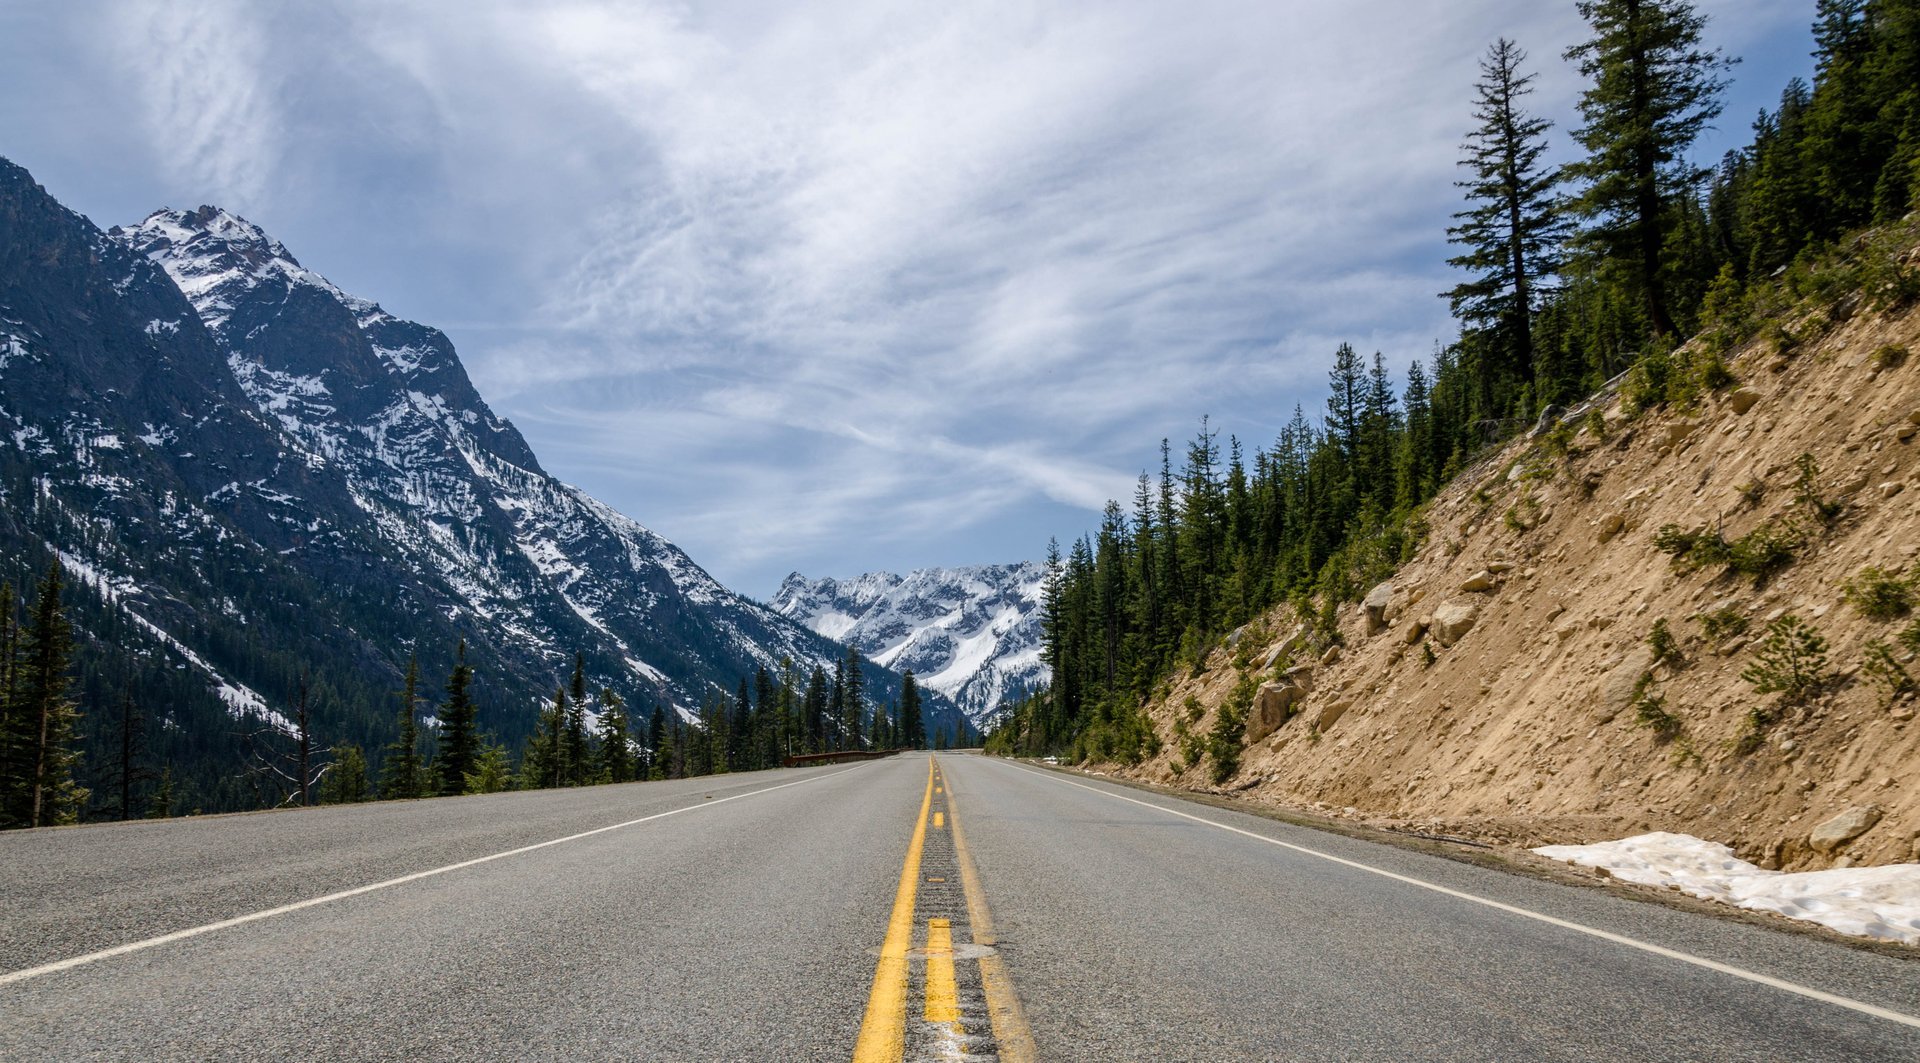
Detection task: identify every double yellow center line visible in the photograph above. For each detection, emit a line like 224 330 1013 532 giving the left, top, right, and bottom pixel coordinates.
853 757 1034 1062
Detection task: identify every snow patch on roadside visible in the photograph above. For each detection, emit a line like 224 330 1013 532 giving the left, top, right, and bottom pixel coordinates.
1534 832 1920 944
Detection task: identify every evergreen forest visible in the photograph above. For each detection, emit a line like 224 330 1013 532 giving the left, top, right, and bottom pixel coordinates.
988 0 1920 762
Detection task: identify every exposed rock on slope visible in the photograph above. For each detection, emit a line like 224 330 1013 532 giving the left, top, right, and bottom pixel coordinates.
1110 252 1920 872
772 564 1048 728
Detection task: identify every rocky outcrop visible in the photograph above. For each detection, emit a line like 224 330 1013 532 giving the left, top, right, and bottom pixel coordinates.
1596 647 1656 725
1363 581 1395 634
1429 601 1479 647
1246 681 1302 743
1809 806 1883 854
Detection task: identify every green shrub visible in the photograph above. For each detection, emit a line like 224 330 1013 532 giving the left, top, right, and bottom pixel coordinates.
1631 673 1682 740
1741 614 1832 704
1735 480 1765 509
1872 344 1909 370
1695 350 1736 393
1761 320 1799 358
1695 606 1749 641
1901 619 1920 656
1655 520 1796 579
1727 522 1801 577
1863 248 1920 310
1794 452 1844 527
1841 566 1915 620
1583 407 1608 443
1173 696 1206 772
1504 493 1542 533
1647 619 1681 667
1623 348 1675 413
1863 640 1915 705
1206 676 1256 784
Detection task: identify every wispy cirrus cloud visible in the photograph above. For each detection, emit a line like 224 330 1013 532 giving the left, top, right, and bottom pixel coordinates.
2 0 1815 592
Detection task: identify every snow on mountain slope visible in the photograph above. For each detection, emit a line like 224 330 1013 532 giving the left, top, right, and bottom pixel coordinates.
106 204 937 714
771 563 1049 728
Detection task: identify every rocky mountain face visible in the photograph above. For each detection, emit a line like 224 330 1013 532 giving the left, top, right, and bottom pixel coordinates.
772 563 1049 728
1105 232 1920 872
0 157 959 804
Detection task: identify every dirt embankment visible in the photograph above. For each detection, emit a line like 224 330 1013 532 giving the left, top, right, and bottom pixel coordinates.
1104 279 1920 871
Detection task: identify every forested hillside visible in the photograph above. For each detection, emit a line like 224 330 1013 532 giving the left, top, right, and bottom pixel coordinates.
991 0 1920 763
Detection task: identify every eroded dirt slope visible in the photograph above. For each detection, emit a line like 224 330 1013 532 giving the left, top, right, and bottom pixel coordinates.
1106 271 1920 871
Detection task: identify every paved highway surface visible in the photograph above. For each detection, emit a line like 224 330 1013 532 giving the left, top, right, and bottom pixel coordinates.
3 753 1918 1061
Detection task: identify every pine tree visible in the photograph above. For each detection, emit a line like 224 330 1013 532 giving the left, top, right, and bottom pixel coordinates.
103 688 151 821
803 667 829 753
380 655 426 800
564 654 592 785
730 676 753 770
1446 38 1566 390
900 671 925 749
6 563 87 828
597 688 634 783
841 647 866 749
319 744 370 804
753 666 780 767
465 738 513 794
146 766 175 819
645 703 666 778
0 580 20 823
435 641 479 796
523 687 569 789
1564 0 1733 338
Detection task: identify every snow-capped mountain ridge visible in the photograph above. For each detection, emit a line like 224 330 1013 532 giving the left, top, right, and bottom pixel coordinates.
0 156 964 772
111 202 886 707
772 562 1050 728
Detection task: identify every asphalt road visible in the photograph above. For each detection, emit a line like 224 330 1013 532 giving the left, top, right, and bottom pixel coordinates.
2 753 1918 1061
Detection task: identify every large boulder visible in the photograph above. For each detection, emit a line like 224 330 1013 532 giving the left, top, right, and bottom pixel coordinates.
1254 624 1310 671
1315 699 1353 732
1595 647 1655 724
1809 806 1883 854
1363 581 1395 634
1246 682 1304 743
1431 601 1479 647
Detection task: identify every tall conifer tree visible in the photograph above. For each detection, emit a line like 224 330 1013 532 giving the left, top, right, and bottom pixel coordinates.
380 655 425 800
435 641 478 796
6 564 85 827
1446 38 1566 390
1564 0 1732 338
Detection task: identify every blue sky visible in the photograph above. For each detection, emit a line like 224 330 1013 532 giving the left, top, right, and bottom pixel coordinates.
1 1 1816 597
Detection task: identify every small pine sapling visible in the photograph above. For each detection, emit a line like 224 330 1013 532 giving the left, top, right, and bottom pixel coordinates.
1695 606 1748 642
1631 673 1682 740
1741 614 1832 705
1841 565 1915 620
1793 452 1844 528
1646 619 1681 667
1862 641 1915 705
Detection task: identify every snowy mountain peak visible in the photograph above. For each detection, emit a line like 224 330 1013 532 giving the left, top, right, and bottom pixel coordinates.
113 206 368 334
772 562 1049 728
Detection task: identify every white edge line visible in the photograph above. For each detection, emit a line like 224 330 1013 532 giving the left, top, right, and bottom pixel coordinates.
0 766 864 988
1007 761 1920 1031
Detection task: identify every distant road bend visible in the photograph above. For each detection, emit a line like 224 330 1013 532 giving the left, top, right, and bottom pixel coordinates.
4 755 1919 1061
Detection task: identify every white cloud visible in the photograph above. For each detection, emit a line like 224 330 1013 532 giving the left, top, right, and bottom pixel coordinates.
104 0 281 211
16 0 1815 592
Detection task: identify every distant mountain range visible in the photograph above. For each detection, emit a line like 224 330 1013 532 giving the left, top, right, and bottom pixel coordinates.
772 563 1049 728
0 157 965 806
